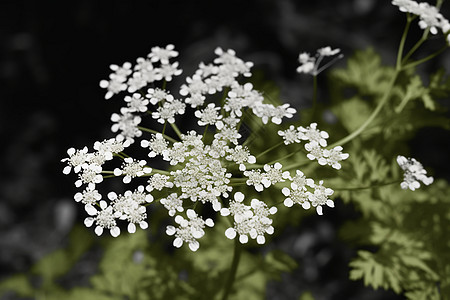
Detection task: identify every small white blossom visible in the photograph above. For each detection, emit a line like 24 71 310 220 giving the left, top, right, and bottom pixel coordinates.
84 200 121 237
160 193 184 216
226 145 256 171
278 125 302 145
166 209 214 251
140 133 169 158
397 155 434 191
146 174 173 192
194 103 223 128
322 146 349 169
74 186 102 206
146 88 174 105
111 108 142 143
124 93 149 113
62 147 90 174
309 181 334 215
148 44 179 65
99 62 132 99
113 157 152 183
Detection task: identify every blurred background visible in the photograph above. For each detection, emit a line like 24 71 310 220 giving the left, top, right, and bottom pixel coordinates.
1 0 449 299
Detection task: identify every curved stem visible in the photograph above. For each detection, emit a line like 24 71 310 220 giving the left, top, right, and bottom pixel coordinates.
328 71 399 148
255 141 284 159
402 45 448 70
311 75 318 121
396 14 413 70
221 239 242 300
138 126 178 143
330 180 401 191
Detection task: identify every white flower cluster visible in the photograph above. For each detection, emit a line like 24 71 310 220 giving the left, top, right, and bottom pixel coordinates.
392 0 450 42
63 45 349 251
297 46 343 76
397 155 434 191
278 123 349 169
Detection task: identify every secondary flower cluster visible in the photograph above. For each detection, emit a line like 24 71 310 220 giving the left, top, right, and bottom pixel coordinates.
296 46 343 76
278 123 349 169
397 155 434 191
392 0 450 42
62 45 350 251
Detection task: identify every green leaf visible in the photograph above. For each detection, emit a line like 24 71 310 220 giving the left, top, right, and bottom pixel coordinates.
0 274 35 298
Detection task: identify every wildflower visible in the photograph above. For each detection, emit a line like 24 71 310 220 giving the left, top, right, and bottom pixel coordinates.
223 192 276 244
166 209 214 251
74 186 102 206
297 47 342 76
148 44 179 65
146 88 174 105
146 174 173 192
225 145 256 171
111 108 142 143
113 157 152 183
278 125 302 145
124 93 149 113
84 200 121 237
62 147 90 174
299 123 329 147
99 62 132 99
194 103 223 128
140 133 169 158
160 193 184 216
309 181 334 215
397 155 434 191
322 146 349 169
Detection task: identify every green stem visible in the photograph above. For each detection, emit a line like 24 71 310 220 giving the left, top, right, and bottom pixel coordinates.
221 239 242 300
402 26 428 64
255 141 284 159
138 126 178 143
310 75 318 122
330 180 401 191
396 14 413 70
169 122 183 139
402 45 448 70
328 71 399 148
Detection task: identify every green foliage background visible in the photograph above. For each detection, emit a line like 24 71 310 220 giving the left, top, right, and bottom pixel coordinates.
1 48 450 300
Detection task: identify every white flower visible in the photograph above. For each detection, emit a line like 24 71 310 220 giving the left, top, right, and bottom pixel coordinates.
148 44 179 65
278 125 302 145
299 123 329 147
146 88 174 105
297 47 343 76
159 62 182 81
244 169 268 192
194 103 223 128
397 155 434 191
141 133 169 158
99 62 132 99
223 193 276 244
62 147 90 174
75 164 103 189
74 186 102 206
152 102 177 124
263 163 290 187
282 187 312 209
308 181 334 215
93 138 130 156
160 193 184 216
214 125 241 145
318 46 340 56
146 174 173 192
84 200 121 237
113 157 152 183
322 146 349 170
225 145 256 171
124 93 149 113
305 141 326 165
111 107 142 143
166 209 214 251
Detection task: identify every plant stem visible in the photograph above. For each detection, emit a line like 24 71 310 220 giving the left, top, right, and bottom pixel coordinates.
138 126 178 143
396 14 413 70
255 141 284 159
311 75 318 120
328 71 399 148
169 122 183 139
221 239 242 300
330 180 401 191
402 45 448 70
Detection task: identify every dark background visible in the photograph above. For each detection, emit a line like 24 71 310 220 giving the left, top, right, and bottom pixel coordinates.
1 1 449 299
